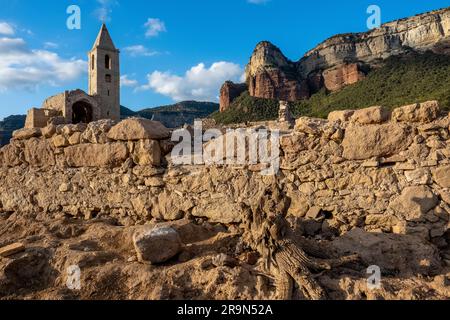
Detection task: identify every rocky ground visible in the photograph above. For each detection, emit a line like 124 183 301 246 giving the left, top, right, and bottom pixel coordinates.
0 210 449 300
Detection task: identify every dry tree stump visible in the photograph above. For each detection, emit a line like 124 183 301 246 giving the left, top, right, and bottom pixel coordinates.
240 184 359 300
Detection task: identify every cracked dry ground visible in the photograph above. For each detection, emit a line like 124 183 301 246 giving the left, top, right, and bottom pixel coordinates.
0 210 449 300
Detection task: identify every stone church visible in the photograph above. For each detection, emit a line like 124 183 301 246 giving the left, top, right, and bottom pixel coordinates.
25 24 120 128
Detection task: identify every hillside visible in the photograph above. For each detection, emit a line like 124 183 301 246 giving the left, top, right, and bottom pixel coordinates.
213 51 450 124
133 101 219 128
0 115 26 146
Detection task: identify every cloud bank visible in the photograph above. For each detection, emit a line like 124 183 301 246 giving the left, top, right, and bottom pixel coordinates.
138 61 244 101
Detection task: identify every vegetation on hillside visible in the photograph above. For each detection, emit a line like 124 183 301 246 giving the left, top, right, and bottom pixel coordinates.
212 51 450 124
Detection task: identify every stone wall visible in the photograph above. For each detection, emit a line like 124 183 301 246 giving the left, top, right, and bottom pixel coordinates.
0 104 449 252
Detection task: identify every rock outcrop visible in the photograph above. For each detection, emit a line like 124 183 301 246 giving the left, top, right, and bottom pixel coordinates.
221 7 450 106
220 81 247 112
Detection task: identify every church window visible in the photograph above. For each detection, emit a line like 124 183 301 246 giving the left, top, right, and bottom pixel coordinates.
105 54 112 69
91 55 95 70
105 74 112 83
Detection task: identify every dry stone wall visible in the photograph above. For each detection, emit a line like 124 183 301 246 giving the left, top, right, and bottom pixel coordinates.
0 104 449 250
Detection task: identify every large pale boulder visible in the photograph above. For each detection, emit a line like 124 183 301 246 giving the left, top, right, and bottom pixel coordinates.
294 117 328 135
80 119 115 144
389 186 439 221
12 128 41 140
132 139 161 166
64 143 128 167
351 106 390 125
392 101 440 123
342 123 413 160
24 138 55 166
432 166 450 188
328 110 355 122
133 225 182 264
108 118 170 141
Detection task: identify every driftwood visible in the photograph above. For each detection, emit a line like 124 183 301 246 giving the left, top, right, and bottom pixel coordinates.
240 185 359 300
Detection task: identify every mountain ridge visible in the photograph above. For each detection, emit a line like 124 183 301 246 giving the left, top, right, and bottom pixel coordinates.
220 6 450 111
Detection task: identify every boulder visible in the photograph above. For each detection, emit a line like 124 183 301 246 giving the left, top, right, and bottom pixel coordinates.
132 139 161 166
41 124 56 138
342 123 413 160
432 166 450 188
24 138 55 166
52 134 69 148
151 190 191 221
389 186 439 221
81 119 115 144
392 101 440 123
68 132 82 145
64 143 129 167
12 128 41 140
108 118 170 141
133 225 182 264
294 117 328 135
350 106 390 125
328 110 355 122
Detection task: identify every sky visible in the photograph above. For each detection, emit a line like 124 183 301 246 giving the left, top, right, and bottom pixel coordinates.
0 0 449 120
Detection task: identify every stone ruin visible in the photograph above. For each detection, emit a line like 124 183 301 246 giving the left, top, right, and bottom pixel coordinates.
0 101 449 299
278 100 295 130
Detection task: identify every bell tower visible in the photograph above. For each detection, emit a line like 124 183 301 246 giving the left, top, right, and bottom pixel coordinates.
88 24 120 121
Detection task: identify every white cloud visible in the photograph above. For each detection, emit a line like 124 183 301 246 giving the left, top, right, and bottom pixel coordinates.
0 22 14 35
144 18 167 38
138 61 244 101
44 42 59 49
0 37 86 92
123 45 159 57
247 0 270 4
121 75 138 87
94 0 118 22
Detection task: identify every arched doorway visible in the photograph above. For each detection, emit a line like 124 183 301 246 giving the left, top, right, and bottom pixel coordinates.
72 101 93 124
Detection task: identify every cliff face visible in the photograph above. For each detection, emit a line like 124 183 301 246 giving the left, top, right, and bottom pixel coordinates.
221 7 450 106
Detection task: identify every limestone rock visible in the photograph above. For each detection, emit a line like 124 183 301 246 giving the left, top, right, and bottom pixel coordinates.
246 42 309 101
0 143 24 167
80 119 115 144
342 123 413 160
350 106 390 125
64 143 128 167
132 139 161 166
133 225 182 264
392 101 440 123
41 124 56 138
432 166 450 188
52 135 69 148
219 81 247 112
294 117 328 135
12 128 41 140
24 138 55 167
108 118 170 141
323 63 366 92
390 186 439 221
328 110 355 122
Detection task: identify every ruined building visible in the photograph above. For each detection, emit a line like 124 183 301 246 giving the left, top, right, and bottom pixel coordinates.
25 24 120 128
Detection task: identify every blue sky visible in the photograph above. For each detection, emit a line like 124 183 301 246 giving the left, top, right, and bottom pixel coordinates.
0 0 449 120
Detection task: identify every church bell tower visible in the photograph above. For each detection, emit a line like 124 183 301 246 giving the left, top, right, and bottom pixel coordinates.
88 24 120 121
